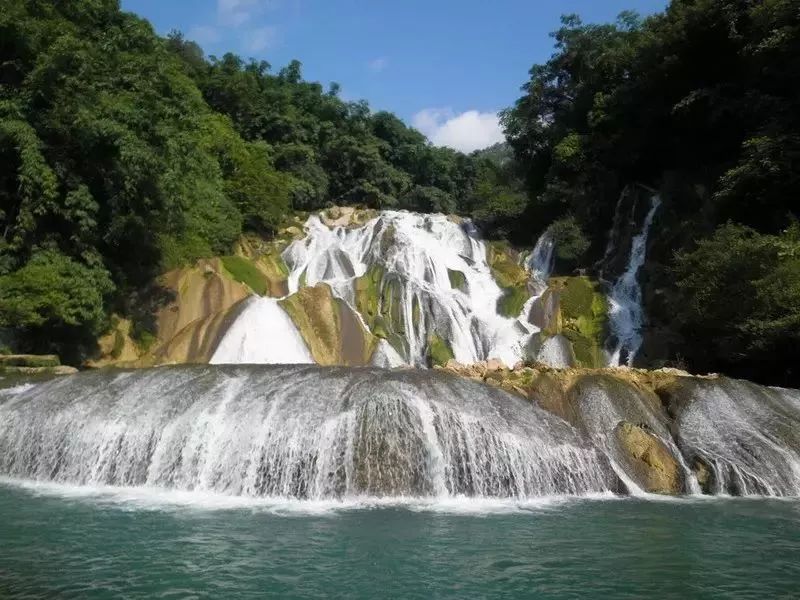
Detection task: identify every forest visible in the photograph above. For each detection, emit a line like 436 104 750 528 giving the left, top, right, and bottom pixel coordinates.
0 0 798 385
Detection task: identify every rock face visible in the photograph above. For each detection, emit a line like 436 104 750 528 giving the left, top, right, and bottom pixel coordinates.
613 421 684 494
279 284 378 366
487 241 531 318
538 277 608 368
90 257 252 368
438 361 710 495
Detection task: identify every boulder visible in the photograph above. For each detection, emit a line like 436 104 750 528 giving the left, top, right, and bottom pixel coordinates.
0 354 60 368
613 421 684 495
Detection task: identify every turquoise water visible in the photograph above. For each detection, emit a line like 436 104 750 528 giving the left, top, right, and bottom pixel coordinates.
1 482 799 599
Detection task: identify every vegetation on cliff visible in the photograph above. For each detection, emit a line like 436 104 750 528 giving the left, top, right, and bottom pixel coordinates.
0 0 516 363
1 0 797 386
502 0 800 385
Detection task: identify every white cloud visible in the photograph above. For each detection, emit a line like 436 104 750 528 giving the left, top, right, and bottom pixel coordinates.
412 108 504 153
245 26 278 52
188 25 220 45
217 0 275 27
367 57 388 73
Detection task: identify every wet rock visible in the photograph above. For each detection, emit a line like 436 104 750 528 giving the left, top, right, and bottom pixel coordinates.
613 421 684 495
279 284 378 366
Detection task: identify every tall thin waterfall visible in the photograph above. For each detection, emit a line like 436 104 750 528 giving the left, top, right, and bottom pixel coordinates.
606 197 661 366
214 212 539 368
0 367 618 500
528 228 555 289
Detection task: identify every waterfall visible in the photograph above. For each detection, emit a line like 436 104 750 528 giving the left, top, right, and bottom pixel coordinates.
606 196 661 366
210 297 315 364
569 376 700 495
528 229 555 286
0 367 618 500
673 379 800 496
274 211 537 367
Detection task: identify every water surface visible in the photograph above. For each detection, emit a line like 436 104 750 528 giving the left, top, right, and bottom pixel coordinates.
1 481 798 599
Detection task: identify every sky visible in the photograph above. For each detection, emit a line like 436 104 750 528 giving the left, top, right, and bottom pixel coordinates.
121 0 667 152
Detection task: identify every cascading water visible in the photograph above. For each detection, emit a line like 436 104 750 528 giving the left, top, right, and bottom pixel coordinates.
0 367 617 500
606 196 661 366
672 378 800 496
210 297 314 365
527 228 555 292
569 376 700 495
214 211 540 368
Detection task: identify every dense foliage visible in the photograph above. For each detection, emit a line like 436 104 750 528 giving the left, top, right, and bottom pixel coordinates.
2 0 797 385
502 0 800 384
0 0 514 361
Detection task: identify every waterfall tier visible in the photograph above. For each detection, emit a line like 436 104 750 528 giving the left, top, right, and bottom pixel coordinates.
2 367 799 499
213 211 539 368
0 367 617 500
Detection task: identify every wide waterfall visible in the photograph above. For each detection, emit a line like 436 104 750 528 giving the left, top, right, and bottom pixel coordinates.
0 367 617 500
606 196 661 366
213 211 538 368
3 367 800 500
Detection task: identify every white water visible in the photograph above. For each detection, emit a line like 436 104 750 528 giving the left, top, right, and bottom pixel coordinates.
607 196 661 366
528 228 555 291
0 367 617 500
674 379 800 496
278 211 537 367
210 297 314 365
570 376 701 495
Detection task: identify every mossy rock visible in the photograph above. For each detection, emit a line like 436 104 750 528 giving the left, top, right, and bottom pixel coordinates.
487 241 528 289
354 265 386 326
0 354 60 368
548 276 609 368
220 255 268 296
447 269 467 292
280 284 378 365
497 286 529 318
529 288 562 336
487 241 530 318
613 421 684 495
354 267 411 358
257 246 290 297
427 333 454 367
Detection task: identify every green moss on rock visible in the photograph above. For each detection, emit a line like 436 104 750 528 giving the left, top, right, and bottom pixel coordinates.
354 266 385 326
447 269 467 292
427 333 454 367
548 276 609 368
221 255 268 296
0 354 60 368
487 241 531 318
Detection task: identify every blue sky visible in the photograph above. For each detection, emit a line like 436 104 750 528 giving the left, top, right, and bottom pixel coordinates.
121 0 667 151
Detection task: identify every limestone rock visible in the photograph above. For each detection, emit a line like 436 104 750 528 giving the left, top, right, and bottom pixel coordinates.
279 284 378 366
0 354 60 368
613 421 684 495
485 358 505 372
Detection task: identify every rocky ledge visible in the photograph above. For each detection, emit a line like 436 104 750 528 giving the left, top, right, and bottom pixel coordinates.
0 354 78 376
437 359 719 495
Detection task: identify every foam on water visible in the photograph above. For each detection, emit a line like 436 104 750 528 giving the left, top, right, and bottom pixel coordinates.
0 476 621 516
